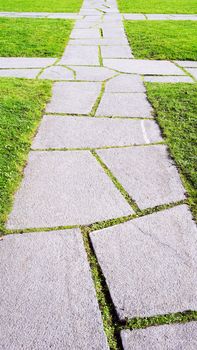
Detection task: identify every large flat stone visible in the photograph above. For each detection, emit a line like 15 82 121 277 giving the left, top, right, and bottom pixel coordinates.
175 61 197 68
74 66 115 81
70 28 100 38
0 230 109 350
46 82 101 114
103 59 183 75
32 116 162 149
90 205 197 319
6 151 132 229
97 145 185 208
106 74 145 92
123 14 146 20
186 68 197 79
39 66 74 80
0 68 40 79
60 45 99 65
68 38 129 46
96 92 153 118
101 45 132 58
0 57 56 69
121 322 197 350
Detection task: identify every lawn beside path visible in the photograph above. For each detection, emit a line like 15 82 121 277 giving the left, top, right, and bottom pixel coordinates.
146 83 197 219
118 0 197 14
0 0 83 13
0 78 52 232
0 18 74 57
124 20 197 60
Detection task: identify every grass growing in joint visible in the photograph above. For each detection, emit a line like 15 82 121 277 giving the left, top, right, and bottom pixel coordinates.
146 83 197 219
0 78 52 232
0 18 74 57
82 226 123 350
125 311 197 330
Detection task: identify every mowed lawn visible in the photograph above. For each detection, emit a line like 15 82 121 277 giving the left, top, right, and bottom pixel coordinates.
0 18 73 57
124 21 197 60
118 0 197 14
0 78 52 231
146 83 197 219
0 0 83 12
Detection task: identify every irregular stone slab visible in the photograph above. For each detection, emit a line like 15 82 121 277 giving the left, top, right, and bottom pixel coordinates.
102 27 126 38
106 74 145 92
68 38 129 46
6 151 132 229
32 116 162 149
169 14 197 20
103 59 183 75
0 230 109 350
0 68 40 79
47 13 82 19
121 322 197 350
70 28 100 39
176 61 197 68
74 66 115 81
101 46 132 58
39 66 74 80
97 145 185 208
186 68 197 79
90 205 197 319
146 14 171 20
144 75 193 83
46 82 101 114
0 57 56 69
96 92 153 118
123 14 146 20
60 45 99 65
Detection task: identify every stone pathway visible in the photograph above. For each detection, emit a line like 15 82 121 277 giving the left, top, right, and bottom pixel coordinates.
0 0 197 349
1 11 197 21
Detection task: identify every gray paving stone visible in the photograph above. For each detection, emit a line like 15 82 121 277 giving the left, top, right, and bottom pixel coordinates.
60 45 99 65
74 66 115 81
106 74 145 92
97 145 185 208
90 205 197 319
144 75 193 83
169 14 197 20
0 68 40 79
0 230 109 350
186 68 197 79
47 13 82 19
0 57 56 69
102 27 126 38
101 46 132 58
103 59 183 75
146 14 171 20
39 66 74 80
96 92 153 118
70 28 100 38
6 151 132 229
123 13 146 20
175 60 197 68
121 322 197 350
46 82 101 114
32 116 162 149
68 38 129 46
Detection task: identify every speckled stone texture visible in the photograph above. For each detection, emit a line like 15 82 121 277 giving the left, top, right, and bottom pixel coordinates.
0 230 109 350
90 205 197 319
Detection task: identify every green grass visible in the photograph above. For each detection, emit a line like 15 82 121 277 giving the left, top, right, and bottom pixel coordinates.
0 0 82 13
124 21 197 60
0 78 52 232
146 83 197 219
0 18 73 57
118 0 197 14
